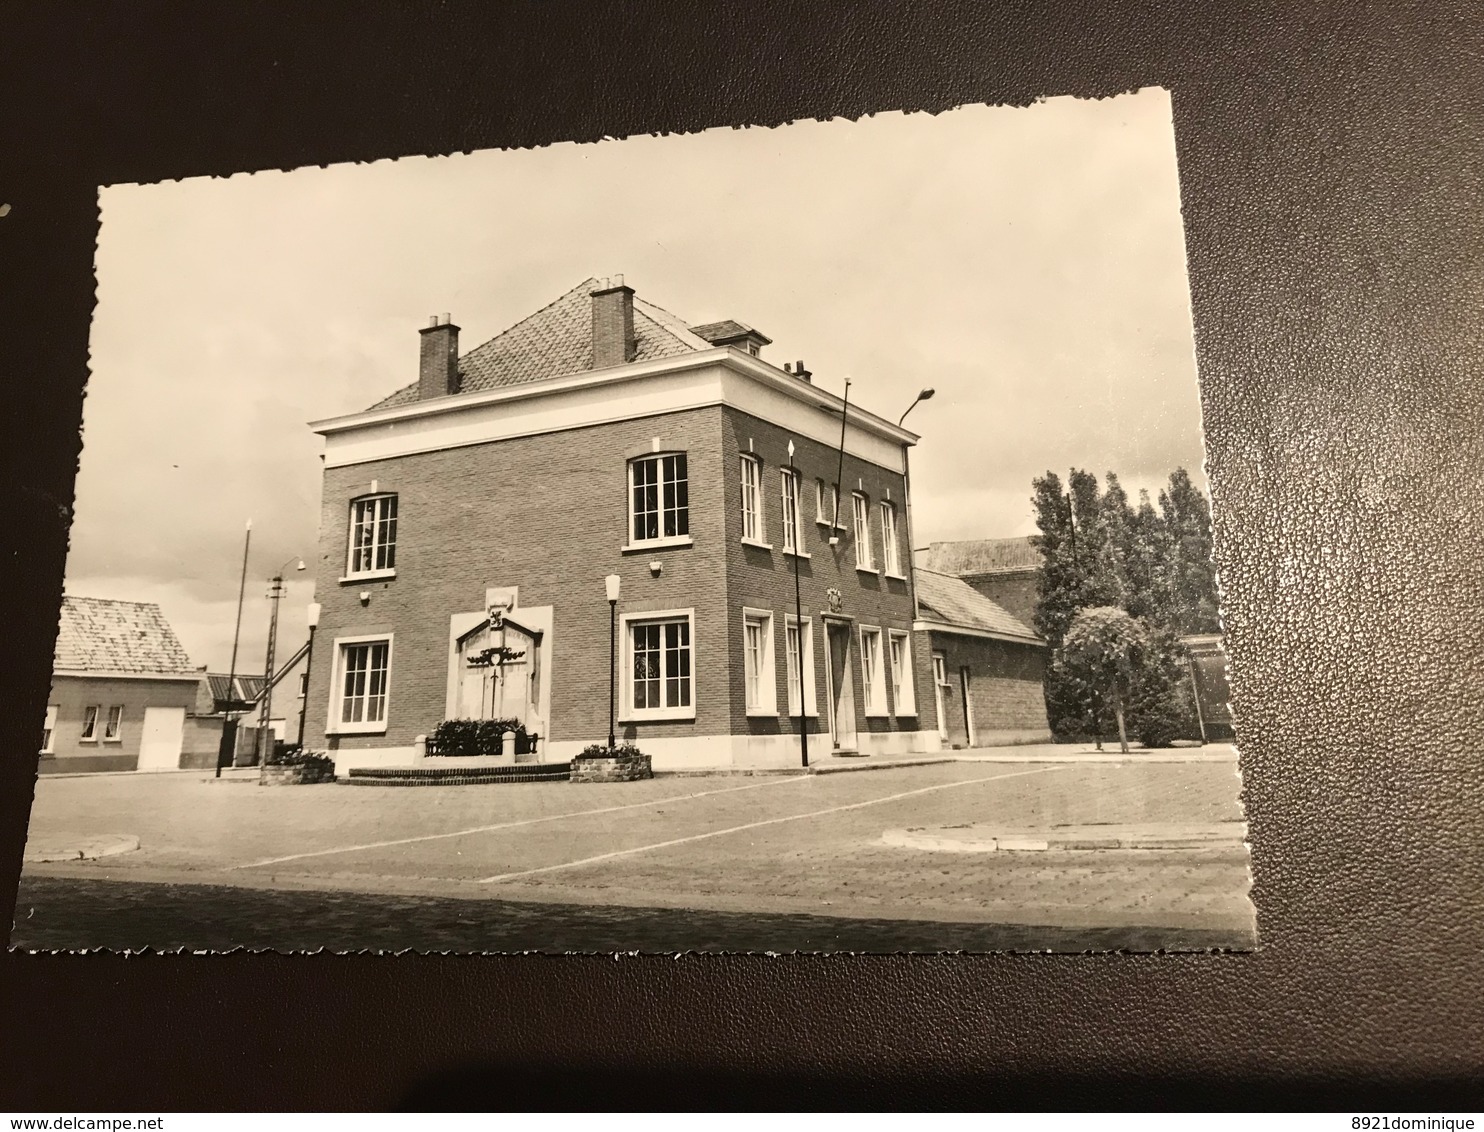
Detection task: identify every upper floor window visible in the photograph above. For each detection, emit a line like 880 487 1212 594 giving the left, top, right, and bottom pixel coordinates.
780 469 803 554
880 501 901 575
852 492 874 570
631 453 689 544
816 480 843 529
739 455 763 542
348 493 398 576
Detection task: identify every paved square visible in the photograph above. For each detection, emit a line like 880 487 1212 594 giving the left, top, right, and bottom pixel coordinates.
14 750 1254 952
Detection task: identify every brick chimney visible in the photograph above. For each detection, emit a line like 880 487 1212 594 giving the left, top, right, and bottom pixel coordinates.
418 313 460 400
794 359 812 383
591 277 636 369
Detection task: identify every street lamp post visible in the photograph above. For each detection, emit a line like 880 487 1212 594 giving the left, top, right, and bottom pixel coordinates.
605 574 621 750
297 602 321 749
257 556 306 778
216 519 253 778
788 440 809 768
896 388 935 623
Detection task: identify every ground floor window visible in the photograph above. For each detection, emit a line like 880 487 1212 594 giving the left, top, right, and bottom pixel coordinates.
785 615 817 716
80 704 99 742
625 611 694 720
743 609 776 714
40 705 56 753
334 636 392 731
859 626 887 716
888 631 916 715
104 704 124 741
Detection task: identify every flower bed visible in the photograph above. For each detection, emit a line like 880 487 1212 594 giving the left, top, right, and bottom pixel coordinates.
570 743 653 783
428 718 537 757
259 753 336 786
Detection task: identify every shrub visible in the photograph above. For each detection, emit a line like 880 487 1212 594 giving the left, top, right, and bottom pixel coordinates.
430 718 528 756
267 746 334 772
574 743 645 761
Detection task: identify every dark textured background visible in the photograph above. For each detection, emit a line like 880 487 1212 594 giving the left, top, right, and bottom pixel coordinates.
2 0 1481 1110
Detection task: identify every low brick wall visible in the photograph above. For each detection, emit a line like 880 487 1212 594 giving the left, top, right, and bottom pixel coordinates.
571 754 653 783
259 763 337 786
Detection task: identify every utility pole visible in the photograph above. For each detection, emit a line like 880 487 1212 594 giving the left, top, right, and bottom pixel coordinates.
216 519 252 778
257 556 305 780
788 440 808 768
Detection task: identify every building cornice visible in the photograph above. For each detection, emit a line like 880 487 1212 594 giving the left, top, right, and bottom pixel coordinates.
52 668 204 683
911 617 1046 648
310 347 919 448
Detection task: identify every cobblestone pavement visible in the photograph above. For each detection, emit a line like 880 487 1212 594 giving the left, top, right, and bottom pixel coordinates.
15 755 1254 951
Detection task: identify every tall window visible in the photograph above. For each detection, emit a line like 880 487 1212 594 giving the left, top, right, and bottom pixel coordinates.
881 502 900 575
338 639 391 727
80 705 99 741
888 630 916 715
40 705 56 754
739 455 763 541
852 493 874 569
817 480 843 528
859 627 886 714
629 615 692 715
348 493 398 576
104 705 124 741
785 616 817 715
631 454 689 543
780 469 803 553
933 653 949 738
743 610 775 713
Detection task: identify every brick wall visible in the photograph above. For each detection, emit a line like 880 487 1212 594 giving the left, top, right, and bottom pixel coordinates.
304 406 734 752
963 569 1040 631
719 406 938 744
925 632 1049 748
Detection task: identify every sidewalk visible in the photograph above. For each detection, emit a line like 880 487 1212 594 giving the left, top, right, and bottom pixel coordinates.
805 741 1237 775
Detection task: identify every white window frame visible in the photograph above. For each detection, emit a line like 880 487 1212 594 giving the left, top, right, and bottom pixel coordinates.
40 705 56 754
620 608 696 722
852 492 876 572
817 480 844 529
327 633 394 735
881 501 903 577
784 614 818 717
345 492 398 580
888 630 916 716
859 626 888 716
628 453 691 549
780 468 806 556
103 704 124 742
739 454 767 546
742 607 777 716
933 652 949 738
79 704 100 742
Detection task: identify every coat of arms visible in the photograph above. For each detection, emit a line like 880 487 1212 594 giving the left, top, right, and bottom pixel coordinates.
825 587 843 614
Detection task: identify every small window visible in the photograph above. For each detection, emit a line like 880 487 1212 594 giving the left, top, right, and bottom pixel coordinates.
40 705 56 754
743 609 776 714
933 652 949 738
785 616 817 716
739 455 763 542
859 627 887 715
336 638 391 731
881 502 901 575
852 493 874 570
104 705 124 741
631 453 690 544
888 631 916 715
780 469 803 554
80 705 100 741
627 614 694 718
348 493 398 576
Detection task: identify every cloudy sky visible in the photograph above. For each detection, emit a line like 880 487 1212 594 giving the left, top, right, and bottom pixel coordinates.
74 87 1205 673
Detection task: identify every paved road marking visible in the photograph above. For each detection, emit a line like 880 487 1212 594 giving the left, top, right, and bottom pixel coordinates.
233 775 811 870
478 765 1063 884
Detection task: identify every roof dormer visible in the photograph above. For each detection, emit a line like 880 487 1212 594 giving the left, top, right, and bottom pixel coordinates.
688 319 772 358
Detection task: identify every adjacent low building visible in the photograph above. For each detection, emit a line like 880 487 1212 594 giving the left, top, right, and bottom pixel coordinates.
40 596 206 773
916 536 1040 628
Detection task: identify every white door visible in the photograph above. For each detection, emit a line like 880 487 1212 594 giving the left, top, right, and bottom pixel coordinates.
932 654 948 739
137 706 185 771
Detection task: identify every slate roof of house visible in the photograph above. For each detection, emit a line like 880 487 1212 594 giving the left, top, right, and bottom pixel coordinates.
915 536 1041 577
915 569 1042 644
53 596 198 675
688 319 772 345
368 277 720 411
205 673 267 706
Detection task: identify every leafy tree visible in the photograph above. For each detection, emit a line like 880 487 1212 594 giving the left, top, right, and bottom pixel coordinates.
1158 468 1220 634
1056 607 1147 753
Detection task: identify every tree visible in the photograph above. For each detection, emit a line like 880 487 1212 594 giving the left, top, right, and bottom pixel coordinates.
1158 468 1221 634
1057 607 1147 753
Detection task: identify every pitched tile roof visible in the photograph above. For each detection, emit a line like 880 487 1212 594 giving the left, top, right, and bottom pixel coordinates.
367 278 718 411
915 536 1041 576
205 673 266 707
688 319 772 345
54 596 198 675
915 569 1042 643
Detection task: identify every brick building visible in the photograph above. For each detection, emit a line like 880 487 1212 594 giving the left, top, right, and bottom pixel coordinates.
915 536 1041 628
40 596 207 773
302 277 1047 772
